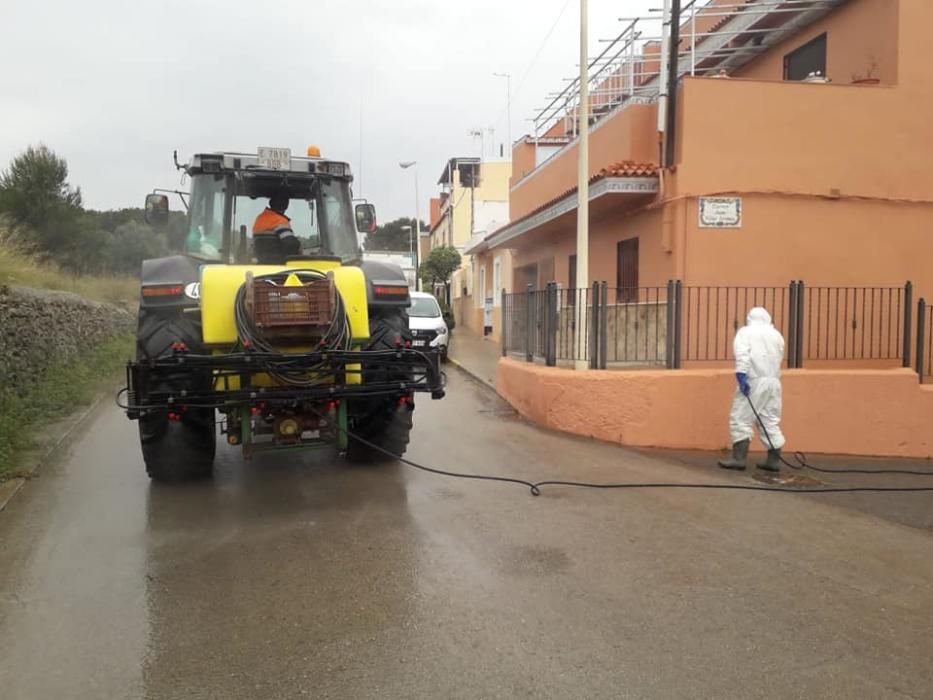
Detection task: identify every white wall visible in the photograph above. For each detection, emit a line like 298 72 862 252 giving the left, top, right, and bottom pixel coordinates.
473 200 509 236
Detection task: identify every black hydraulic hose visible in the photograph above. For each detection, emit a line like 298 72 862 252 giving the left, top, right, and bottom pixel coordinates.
742 393 933 477
321 411 933 498
114 390 933 496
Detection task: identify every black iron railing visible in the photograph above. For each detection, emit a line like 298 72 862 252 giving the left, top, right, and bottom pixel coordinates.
801 285 907 363
678 285 791 363
503 280 914 371
916 298 933 384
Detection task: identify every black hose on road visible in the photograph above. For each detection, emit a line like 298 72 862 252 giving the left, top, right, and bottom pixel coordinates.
330 415 933 498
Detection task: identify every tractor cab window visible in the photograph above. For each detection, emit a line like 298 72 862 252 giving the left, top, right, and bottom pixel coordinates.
186 174 226 260
317 178 360 261
234 195 316 250
232 177 361 262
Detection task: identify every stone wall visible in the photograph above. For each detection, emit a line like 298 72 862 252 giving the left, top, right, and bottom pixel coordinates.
0 285 135 391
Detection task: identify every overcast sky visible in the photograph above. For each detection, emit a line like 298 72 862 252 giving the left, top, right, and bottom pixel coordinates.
1 0 656 222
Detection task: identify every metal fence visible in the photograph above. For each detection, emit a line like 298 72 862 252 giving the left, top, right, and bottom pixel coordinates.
679 285 790 363
504 280 914 371
916 298 933 383
601 286 670 366
801 285 908 363
503 285 595 365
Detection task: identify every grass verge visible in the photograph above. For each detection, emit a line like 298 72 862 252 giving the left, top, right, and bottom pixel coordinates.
0 333 134 478
0 230 137 304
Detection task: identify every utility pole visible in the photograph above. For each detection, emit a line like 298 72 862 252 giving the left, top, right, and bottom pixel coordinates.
414 173 421 292
574 0 590 371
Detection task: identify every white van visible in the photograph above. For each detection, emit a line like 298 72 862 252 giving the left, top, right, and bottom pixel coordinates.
408 291 449 360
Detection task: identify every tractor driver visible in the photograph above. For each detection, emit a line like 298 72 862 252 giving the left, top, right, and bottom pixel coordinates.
252 192 301 264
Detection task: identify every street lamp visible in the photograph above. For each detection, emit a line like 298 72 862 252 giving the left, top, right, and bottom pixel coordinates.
493 72 511 160
400 224 416 289
399 161 421 291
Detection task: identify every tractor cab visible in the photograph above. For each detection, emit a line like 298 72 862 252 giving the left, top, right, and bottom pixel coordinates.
145 148 376 264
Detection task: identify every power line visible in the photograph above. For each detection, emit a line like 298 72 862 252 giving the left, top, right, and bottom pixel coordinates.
494 0 574 130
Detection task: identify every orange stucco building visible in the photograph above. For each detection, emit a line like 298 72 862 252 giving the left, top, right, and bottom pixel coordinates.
474 0 933 459
468 0 933 328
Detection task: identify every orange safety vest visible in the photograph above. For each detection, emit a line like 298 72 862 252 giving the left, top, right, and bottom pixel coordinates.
253 208 291 234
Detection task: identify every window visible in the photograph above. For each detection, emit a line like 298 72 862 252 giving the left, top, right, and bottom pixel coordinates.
409 296 442 318
232 177 361 262
784 33 826 81
493 256 502 306
187 174 226 260
617 238 639 302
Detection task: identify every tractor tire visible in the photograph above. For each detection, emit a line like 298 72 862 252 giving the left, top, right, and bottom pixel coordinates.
345 402 414 464
346 308 414 464
136 307 216 481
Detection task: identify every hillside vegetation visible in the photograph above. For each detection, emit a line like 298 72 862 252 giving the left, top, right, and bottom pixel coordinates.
0 143 186 279
0 227 137 303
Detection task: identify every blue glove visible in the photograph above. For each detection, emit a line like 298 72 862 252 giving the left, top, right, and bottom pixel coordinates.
736 372 750 396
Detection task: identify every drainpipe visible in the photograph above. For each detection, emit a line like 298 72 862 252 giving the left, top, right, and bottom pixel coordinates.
658 0 671 138
665 0 682 169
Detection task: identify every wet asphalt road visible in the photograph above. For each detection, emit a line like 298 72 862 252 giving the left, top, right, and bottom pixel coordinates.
1 370 933 699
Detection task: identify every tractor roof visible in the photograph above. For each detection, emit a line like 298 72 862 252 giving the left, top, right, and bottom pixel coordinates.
186 151 352 179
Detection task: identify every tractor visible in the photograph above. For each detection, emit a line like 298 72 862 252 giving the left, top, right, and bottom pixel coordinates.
124 147 444 481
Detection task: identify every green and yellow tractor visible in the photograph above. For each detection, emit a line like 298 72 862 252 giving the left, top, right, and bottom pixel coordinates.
124 148 444 481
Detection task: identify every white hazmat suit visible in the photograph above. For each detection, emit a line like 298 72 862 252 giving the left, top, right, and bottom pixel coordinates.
729 307 786 451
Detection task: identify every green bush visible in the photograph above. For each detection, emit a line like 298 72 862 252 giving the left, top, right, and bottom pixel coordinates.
439 299 456 331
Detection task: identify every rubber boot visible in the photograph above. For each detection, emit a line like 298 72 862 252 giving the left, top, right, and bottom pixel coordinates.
757 449 782 473
718 439 749 471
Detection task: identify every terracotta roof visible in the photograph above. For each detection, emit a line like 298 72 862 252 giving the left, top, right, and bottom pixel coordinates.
593 161 659 180
469 161 658 253
523 161 659 226
534 161 660 222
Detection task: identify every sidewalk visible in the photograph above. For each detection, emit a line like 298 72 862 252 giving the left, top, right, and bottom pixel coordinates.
447 328 501 389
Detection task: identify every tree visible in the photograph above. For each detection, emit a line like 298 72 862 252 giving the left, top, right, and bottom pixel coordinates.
419 245 461 289
0 144 83 253
0 143 188 276
363 217 428 252
102 221 171 274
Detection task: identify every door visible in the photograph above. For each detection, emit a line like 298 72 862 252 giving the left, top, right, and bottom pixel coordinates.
617 238 639 302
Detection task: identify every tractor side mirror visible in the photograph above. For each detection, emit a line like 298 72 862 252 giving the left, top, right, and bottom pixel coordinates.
355 203 377 234
144 193 170 226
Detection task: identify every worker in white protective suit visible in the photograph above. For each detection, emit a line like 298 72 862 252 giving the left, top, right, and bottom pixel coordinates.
718 307 786 472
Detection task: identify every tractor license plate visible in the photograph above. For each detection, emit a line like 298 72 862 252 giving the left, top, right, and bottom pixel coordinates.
257 146 291 170
413 340 426 347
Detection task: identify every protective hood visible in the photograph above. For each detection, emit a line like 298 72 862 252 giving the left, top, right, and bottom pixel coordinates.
746 306 772 326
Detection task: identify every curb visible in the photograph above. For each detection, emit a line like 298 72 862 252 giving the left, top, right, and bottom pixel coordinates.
0 388 111 514
446 355 497 392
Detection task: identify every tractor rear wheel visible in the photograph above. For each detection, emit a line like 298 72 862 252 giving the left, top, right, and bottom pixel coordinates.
136 308 216 481
346 308 414 463
346 402 414 463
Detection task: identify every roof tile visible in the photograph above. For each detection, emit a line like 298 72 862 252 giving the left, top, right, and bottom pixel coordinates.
479 161 659 248
593 161 660 180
